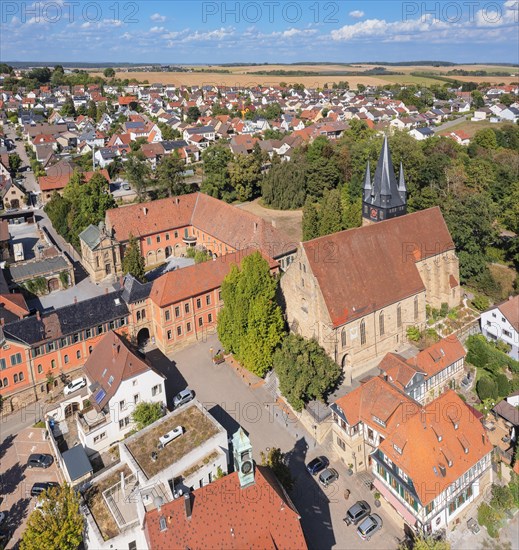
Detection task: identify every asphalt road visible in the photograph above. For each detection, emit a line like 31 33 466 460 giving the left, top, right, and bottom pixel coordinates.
3 124 39 197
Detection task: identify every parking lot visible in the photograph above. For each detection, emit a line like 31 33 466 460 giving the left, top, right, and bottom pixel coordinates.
149 335 405 549
0 426 61 548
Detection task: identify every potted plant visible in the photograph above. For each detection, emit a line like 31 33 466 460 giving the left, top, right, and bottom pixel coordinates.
347 463 354 476
212 353 225 365
374 491 381 507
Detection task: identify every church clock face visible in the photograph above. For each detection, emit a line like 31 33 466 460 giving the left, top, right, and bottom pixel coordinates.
241 460 253 474
370 208 378 220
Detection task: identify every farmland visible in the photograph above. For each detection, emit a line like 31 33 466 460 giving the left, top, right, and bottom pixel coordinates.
90 63 517 88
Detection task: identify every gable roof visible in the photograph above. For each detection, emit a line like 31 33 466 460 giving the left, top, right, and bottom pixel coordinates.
144 467 307 550
84 330 161 411
150 249 277 308
406 336 466 378
378 391 492 506
304 207 454 327
496 296 519 332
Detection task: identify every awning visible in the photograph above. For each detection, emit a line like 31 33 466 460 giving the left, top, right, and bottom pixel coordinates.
374 478 417 526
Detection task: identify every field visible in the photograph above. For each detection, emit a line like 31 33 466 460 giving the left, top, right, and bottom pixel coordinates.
439 119 516 138
90 63 518 88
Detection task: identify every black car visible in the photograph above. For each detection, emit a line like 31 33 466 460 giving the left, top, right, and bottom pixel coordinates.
306 456 328 475
30 482 60 497
27 454 53 469
344 500 371 526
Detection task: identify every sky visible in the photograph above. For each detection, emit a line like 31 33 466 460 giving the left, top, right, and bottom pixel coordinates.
1 0 518 64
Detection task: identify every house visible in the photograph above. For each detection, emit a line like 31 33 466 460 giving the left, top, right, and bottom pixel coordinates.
499 107 519 122
0 180 26 210
38 169 110 204
372 391 492 535
143 429 307 550
281 141 460 379
8 253 75 294
410 127 435 141
76 330 166 455
448 130 470 146
480 296 519 360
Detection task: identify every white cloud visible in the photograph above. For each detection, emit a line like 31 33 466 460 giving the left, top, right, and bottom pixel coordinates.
150 26 165 33
349 10 365 18
150 13 166 22
181 27 235 42
281 28 317 37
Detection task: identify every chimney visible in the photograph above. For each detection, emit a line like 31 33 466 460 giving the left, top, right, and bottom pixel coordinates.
143 207 148 216
253 222 258 232
105 287 109 295
0 318 4 326
184 492 192 519
176 197 179 205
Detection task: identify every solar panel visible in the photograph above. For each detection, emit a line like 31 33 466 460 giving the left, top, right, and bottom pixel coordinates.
94 388 106 405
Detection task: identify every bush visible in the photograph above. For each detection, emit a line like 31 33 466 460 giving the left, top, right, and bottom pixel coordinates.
477 502 502 538
471 294 490 311
490 484 514 510
467 334 519 374
407 326 422 342
495 373 510 397
476 377 498 401
440 302 449 317
131 401 164 430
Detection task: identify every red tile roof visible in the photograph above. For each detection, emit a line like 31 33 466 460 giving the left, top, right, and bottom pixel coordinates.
406 336 466 379
497 296 519 332
378 391 493 506
304 207 454 327
150 249 278 307
144 467 307 550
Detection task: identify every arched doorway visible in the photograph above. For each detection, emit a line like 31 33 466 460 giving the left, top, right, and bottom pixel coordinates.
165 246 172 258
137 328 150 348
48 278 59 292
65 402 80 418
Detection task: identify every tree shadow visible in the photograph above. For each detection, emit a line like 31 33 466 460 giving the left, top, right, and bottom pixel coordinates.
1 496 31 548
0 462 27 498
0 434 16 463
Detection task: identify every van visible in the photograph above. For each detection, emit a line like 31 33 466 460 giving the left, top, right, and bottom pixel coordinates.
63 377 87 396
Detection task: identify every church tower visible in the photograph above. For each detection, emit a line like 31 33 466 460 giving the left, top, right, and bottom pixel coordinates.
362 136 407 225
232 428 255 488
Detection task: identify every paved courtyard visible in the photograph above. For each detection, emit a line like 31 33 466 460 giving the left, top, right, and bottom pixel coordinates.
147 335 405 549
0 426 62 548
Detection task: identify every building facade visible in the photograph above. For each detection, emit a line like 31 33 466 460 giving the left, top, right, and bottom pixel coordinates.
480 296 519 360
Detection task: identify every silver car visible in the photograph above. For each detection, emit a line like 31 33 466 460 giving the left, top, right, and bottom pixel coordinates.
318 468 339 487
357 514 383 541
173 388 194 409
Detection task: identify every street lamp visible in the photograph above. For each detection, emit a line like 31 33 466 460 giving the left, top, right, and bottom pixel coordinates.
312 424 317 447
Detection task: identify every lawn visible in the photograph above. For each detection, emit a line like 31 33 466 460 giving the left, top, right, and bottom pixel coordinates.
125 405 219 479
439 119 516 138
375 74 447 86
86 465 131 541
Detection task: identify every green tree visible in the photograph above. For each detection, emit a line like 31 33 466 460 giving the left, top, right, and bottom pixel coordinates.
495 373 510 397
470 90 485 109
261 159 306 209
131 401 163 430
273 334 342 412
103 67 115 78
20 484 83 550
476 377 498 401
156 152 189 197
260 447 294 491
302 197 320 241
402 536 451 550
471 128 498 151
8 152 22 174
60 96 76 117
186 106 201 123
319 189 343 236
87 100 97 121
217 252 285 377
122 235 146 282
124 153 150 201
228 153 261 202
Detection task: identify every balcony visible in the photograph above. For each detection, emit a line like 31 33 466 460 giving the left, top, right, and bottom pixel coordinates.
77 409 109 433
182 235 197 247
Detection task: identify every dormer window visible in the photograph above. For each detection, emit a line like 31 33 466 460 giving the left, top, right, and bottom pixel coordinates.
372 416 386 428
393 444 403 455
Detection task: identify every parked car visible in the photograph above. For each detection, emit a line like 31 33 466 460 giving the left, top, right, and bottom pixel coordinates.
173 388 194 409
30 482 60 497
306 456 328 475
63 377 87 396
344 500 371 526
318 468 339 487
357 514 383 541
27 454 54 469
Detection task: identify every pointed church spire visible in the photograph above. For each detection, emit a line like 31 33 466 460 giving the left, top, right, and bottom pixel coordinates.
378 136 392 199
398 161 406 202
363 160 372 201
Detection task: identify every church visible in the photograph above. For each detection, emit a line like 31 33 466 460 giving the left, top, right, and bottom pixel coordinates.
281 138 461 382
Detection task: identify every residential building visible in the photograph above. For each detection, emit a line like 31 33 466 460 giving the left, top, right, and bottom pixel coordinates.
480 296 519 360
76 330 166 455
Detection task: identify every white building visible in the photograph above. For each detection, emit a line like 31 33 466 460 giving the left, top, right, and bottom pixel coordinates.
77 330 166 455
480 296 519 360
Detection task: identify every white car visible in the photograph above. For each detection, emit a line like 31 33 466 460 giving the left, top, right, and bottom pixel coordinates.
63 377 87 396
